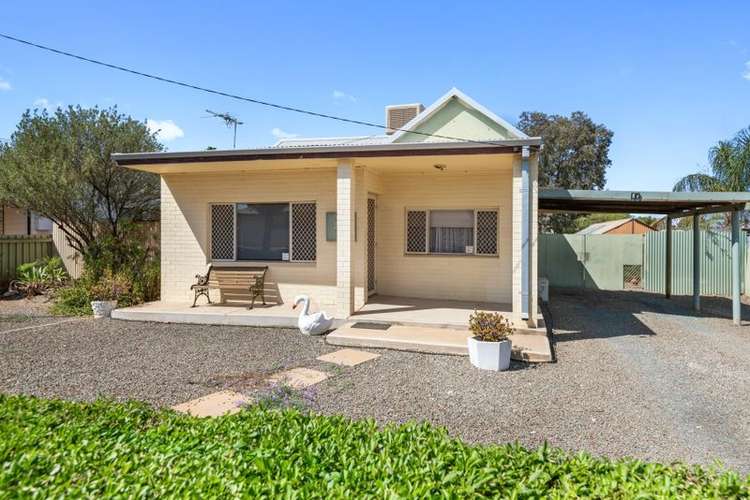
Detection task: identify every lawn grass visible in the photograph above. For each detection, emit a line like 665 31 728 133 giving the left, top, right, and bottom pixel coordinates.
0 394 747 498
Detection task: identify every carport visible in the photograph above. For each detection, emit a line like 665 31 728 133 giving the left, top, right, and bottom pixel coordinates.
539 189 750 325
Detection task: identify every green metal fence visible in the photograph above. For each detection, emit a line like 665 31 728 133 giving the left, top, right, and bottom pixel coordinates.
0 235 55 285
643 229 746 296
539 230 747 297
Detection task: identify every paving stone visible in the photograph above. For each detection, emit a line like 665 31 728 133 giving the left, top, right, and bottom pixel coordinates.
171 390 250 417
317 348 381 366
267 367 329 389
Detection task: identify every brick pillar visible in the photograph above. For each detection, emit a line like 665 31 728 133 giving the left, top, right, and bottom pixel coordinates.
336 161 355 318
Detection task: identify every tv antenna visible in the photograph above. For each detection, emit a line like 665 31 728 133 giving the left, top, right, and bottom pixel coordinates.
205 109 243 148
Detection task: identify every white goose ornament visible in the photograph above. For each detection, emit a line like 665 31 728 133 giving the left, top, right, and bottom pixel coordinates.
292 295 334 336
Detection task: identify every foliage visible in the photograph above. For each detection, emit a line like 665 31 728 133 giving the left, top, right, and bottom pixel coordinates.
0 395 747 497
0 106 162 261
468 311 514 342
9 257 68 297
51 229 159 315
50 282 94 316
674 126 750 228
674 126 750 194
518 111 614 233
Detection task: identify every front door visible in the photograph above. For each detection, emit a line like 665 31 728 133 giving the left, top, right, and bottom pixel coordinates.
367 196 377 295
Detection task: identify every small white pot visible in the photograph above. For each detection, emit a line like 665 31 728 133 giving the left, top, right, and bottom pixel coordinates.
468 337 512 371
91 300 117 319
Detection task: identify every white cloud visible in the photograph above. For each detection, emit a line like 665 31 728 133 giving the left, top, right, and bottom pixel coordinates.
332 89 356 103
146 119 184 141
271 127 298 139
0 78 11 91
33 97 63 112
743 61 750 81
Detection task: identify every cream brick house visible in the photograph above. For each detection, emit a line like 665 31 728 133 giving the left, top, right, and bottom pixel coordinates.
114 89 541 327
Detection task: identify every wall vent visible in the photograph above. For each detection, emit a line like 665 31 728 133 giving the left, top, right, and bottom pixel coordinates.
385 103 424 135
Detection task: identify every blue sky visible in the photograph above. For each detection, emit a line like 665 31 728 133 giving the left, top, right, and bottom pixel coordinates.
1 1 749 191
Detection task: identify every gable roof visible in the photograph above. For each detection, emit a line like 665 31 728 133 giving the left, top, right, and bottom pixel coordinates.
389 87 529 142
575 218 651 235
274 87 529 148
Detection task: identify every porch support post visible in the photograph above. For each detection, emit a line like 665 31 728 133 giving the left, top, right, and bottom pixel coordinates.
520 147 531 320
731 210 741 325
692 214 700 312
336 160 355 319
665 215 672 299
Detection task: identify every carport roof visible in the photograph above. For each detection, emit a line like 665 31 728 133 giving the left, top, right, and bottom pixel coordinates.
539 189 750 216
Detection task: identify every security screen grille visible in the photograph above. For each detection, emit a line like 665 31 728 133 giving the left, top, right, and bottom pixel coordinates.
291 202 317 262
406 210 428 253
210 204 235 260
476 210 499 255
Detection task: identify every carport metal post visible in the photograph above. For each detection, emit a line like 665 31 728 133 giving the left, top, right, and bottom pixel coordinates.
731 210 741 325
665 215 672 299
692 214 700 312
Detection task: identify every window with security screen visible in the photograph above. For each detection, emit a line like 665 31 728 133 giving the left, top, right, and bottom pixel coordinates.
209 202 316 262
405 208 498 256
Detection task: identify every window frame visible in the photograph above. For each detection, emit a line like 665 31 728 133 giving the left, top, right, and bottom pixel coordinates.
404 207 499 257
209 201 317 264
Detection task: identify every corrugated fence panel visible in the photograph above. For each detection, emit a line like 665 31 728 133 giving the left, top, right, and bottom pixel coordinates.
539 234 585 288
643 230 746 296
0 235 55 284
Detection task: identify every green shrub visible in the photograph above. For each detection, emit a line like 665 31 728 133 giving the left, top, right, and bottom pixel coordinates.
50 282 93 316
0 395 747 498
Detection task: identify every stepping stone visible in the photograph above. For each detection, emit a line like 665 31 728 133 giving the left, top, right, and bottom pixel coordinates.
267 367 329 389
171 390 250 418
317 348 380 366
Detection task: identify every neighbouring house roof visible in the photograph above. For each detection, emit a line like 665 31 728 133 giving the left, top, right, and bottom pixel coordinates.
575 218 642 235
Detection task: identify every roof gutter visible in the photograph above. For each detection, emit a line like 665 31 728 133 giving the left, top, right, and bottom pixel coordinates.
113 138 542 166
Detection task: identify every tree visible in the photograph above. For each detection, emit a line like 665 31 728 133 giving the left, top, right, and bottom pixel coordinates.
673 126 750 229
518 111 614 233
674 126 750 193
0 106 162 260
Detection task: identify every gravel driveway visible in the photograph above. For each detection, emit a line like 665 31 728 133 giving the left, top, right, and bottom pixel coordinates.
1 291 749 474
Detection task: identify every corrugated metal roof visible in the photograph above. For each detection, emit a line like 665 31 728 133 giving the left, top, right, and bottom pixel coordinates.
273 135 392 148
576 218 633 235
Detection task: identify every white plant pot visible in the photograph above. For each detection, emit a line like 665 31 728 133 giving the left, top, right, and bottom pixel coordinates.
468 337 512 371
91 300 117 319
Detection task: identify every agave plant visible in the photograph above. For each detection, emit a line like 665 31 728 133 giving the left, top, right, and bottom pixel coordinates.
10 266 51 298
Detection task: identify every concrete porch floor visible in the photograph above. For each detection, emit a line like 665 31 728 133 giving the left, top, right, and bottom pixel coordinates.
352 295 545 330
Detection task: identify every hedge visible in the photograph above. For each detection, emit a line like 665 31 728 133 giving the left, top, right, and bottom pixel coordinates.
0 395 747 497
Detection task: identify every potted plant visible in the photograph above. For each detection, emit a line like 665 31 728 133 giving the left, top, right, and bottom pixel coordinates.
89 272 130 319
467 311 514 371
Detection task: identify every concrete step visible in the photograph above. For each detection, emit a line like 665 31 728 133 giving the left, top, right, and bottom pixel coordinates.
326 323 553 362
